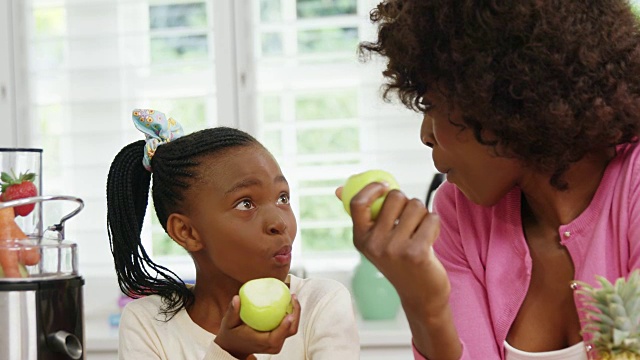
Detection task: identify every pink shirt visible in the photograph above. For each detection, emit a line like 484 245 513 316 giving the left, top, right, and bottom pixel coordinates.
412 142 640 360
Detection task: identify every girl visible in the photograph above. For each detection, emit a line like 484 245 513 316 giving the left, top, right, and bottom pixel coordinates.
107 109 359 360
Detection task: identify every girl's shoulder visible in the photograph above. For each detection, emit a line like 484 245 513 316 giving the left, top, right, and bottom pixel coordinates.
121 294 168 322
288 274 352 306
123 293 164 312
289 274 348 295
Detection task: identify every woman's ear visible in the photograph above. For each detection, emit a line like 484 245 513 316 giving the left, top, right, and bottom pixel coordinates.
166 213 204 252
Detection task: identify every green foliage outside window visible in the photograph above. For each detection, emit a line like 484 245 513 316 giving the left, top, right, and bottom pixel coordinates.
295 91 357 120
298 28 359 54
262 95 282 123
33 7 65 36
149 3 209 64
296 127 359 154
150 35 209 63
32 7 65 68
301 227 352 251
149 2 207 29
259 0 283 22
263 129 283 156
299 194 349 221
299 179 344 188
296 0 357 18
261 32 284 56
153 232 187 256
148 97 207 132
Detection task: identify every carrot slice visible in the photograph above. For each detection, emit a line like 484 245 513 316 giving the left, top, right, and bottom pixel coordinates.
0 205 40 277
0 206 26 240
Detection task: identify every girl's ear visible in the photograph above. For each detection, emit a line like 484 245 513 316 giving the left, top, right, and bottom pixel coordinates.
166 213 204 252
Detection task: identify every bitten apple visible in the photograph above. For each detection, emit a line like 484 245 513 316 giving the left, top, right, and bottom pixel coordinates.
341 169 400 220
239 277 293 332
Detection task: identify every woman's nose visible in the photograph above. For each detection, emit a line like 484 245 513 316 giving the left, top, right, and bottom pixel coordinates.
420 114 436 148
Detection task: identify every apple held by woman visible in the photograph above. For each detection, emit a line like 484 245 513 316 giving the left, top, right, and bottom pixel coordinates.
341 169 400 220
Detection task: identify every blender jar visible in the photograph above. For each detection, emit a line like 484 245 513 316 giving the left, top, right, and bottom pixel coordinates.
0 195 83 280
0 148 43 237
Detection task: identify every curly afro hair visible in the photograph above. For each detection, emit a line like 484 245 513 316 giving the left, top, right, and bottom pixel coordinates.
360 0 640 188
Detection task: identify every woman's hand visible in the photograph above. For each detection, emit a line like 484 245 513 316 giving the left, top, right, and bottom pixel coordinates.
214 294 301 360
338 183 462 358
337 182 450 314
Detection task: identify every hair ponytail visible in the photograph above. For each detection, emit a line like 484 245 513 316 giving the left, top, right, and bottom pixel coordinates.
106 140 192 319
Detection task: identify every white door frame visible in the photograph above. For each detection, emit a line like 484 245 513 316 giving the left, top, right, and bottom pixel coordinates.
0 0 29 148
0 0 17 147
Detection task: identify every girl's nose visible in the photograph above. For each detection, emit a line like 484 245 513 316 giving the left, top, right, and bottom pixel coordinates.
420 114 436 148
266 211 287 235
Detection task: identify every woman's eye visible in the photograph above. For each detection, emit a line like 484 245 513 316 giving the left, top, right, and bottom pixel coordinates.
277 193 290 205
418 97 434 112
235 199 255 210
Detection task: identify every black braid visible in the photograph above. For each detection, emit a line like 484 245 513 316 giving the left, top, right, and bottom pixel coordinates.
106 127 259 319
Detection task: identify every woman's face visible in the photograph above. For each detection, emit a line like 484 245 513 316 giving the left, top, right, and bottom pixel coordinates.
185 144 296 284
420 91 522 206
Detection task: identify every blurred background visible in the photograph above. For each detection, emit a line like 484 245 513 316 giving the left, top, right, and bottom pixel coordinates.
0 0 439 357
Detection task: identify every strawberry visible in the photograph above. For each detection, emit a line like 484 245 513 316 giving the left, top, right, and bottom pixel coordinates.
1 171 38 217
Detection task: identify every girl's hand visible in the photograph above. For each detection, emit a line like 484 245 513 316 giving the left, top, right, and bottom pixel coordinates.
337 182 450 314
214 294 301 359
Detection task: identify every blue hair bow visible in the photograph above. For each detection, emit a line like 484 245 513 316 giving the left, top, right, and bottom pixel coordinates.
132 109 184 171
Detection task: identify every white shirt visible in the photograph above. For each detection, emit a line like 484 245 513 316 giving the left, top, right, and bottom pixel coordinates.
118 275 360 360
504 341 588 360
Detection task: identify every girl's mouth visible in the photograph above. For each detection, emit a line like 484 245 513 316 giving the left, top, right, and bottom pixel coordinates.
273 245 292 265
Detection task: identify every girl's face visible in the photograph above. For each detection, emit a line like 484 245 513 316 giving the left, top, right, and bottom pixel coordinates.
185 144 297 284
420 91 523 206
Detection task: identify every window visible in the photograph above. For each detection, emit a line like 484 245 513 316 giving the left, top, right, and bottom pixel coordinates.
9 0 437 277
23 0 221 275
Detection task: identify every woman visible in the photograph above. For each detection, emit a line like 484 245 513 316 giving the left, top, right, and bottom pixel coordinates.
340 1 640 359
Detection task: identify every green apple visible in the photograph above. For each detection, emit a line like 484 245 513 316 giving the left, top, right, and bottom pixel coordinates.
0 263 29 278
342 169 400 220
239 277 293 332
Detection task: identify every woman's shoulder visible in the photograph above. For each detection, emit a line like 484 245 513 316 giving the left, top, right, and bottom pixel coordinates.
615 141 640 174
601 141 640 195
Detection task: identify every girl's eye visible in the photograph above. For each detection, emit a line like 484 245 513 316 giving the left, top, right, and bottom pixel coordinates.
277 193 290 205
234 199 255 210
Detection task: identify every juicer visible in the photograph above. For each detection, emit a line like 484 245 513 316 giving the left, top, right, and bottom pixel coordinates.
0 149 86 360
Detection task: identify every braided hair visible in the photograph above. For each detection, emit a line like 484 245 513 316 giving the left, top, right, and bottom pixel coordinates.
106 127 260 318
